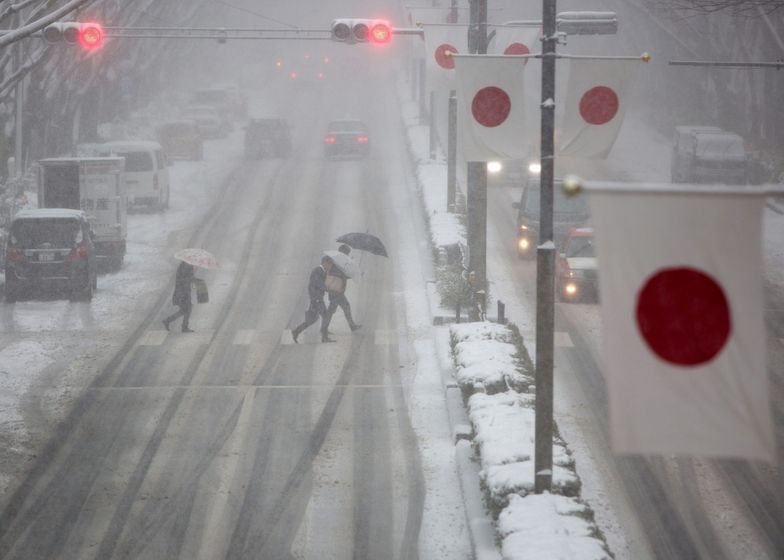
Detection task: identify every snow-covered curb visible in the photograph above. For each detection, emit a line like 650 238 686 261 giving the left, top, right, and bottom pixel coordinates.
396 76 612 559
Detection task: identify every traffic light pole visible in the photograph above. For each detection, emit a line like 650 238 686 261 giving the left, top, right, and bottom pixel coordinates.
535 0 557 494
447 90 457 212
467 0 488 294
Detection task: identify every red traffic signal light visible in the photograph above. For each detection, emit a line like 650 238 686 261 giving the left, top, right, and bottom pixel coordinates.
331 18 393 44
78 23 104 50
369 21 392 44
42 22 104 50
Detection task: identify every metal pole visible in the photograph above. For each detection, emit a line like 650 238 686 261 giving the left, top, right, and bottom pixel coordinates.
14 12 23 178
411 57 417 101
535 0 557 494
429 90 437 159
447 90 457 212
419 59 427 124
466 0 488 288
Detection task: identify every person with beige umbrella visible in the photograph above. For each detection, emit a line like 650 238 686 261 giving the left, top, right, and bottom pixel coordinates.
162 248 217 333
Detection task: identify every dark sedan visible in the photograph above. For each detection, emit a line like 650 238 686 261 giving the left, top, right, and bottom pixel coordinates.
324 119 370 159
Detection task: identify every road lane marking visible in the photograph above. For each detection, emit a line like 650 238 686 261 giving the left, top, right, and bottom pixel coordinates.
232 329 254 345
555 331 574 348
138 330 167 346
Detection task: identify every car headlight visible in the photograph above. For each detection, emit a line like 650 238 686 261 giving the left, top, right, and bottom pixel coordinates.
528 161 541 175
520 224 528 231
487 161 503 174
569 269 585 278
564 283 578 296
518 238 530 251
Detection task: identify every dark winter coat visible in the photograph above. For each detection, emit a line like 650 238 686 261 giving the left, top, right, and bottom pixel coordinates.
172 262 195 306
307 265 328 304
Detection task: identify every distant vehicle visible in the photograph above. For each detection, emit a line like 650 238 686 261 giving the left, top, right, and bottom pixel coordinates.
191 87 247 120
487 158 541 187
4 209 98 302
556 227 598 303
513 178 590 259
671 126 748 184
277 51 329 85
94 141 171 211
181 105 230 139
244 118 292 159
324 119 370 159
156 120 203 161
37 157 127 270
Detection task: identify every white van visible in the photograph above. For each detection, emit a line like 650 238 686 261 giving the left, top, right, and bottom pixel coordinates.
96 141 171 211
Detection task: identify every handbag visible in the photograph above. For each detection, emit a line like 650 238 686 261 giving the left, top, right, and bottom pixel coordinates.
193 278 209 303
324 274 345 293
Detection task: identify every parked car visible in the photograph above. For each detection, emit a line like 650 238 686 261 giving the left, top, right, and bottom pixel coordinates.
513 178 590 259
671 126 748 184
156 120 203 161
4 209 97 302
95 141 171 211
181 105 230 139
244 118 292 159
556 227 598 303
324 119 370 158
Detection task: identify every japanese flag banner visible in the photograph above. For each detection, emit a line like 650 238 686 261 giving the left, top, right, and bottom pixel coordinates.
454 55 526 161
490 25 539 60
586 182 775 462
560 59 637 158
422 24 468 92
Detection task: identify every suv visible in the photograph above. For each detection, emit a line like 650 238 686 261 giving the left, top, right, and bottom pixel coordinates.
4 209 97 302
556 227 598 303
671 126 748 184
244 118 292 159
513 178 590 259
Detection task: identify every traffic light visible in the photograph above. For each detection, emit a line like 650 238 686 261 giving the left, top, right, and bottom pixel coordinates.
43 22 104 50
331 19 393 44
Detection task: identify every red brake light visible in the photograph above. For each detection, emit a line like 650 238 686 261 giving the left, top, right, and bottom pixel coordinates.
290 71 297 80
6 247 25 263
66 246 89 263
357 135 369 143
324 136 337 144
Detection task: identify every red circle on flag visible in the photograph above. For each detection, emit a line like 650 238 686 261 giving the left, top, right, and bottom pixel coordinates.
435 43 458 69
636 267 731 367
504 43 530 65
471 87 511 128
579 86 619 125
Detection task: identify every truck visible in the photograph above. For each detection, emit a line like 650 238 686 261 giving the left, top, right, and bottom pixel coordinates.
37 157 127 271
671 126 748 185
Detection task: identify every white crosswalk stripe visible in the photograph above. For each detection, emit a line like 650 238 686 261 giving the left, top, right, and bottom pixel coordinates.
555 331 574 348
139 330 168 346
232 330 254 345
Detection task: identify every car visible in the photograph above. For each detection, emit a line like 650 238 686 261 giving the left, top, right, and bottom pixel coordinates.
4 209 97 302
556 227 598 303
156 120 203 161
244 118 292 159
181 105 230 139
324 119 370 158
671 126 748 184
514 177 590 259
191 87 246 121
95 141 171 211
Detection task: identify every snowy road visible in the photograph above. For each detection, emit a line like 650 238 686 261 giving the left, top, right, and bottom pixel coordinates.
0 65 439 558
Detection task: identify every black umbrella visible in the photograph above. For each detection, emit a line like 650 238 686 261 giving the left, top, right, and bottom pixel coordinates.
336 232 388 257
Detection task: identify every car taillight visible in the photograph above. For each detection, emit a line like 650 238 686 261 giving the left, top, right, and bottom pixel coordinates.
6 246 25 263
66 246 89 263
357 135 369 143
154 175 159 190
324 136 337 144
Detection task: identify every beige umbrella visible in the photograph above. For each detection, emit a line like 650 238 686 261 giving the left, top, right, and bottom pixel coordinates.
174 248 218 269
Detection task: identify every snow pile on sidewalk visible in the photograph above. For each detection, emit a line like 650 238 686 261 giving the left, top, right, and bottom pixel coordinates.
451 322 609 560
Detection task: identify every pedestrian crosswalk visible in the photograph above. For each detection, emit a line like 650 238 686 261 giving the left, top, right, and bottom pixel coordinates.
137 327 398 347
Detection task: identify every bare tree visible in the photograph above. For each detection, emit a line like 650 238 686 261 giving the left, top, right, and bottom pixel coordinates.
655 0 784 15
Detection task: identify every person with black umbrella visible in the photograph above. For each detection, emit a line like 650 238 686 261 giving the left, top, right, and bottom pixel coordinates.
292 255 335 343
324 244 361 333
163 261 196 333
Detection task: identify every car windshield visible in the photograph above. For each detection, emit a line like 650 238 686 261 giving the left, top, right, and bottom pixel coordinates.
11 218 81 249
565 236 595 258
523 184 588 216
696 135 745 158
115 152 153 172
327 121 366 132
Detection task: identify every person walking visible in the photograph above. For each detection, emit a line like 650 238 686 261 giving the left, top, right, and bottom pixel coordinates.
324 244 361 333
163 261 196 333
292 255 335 343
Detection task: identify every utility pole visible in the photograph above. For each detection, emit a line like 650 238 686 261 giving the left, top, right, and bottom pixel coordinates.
13 11 24 179
467 0 488 286
447 89 457 212
535 0 557 495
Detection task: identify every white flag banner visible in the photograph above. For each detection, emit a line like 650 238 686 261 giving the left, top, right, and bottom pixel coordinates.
586 183 775 462
422 24 468 92
454 55 526 161
490 25 539 59
560 59 637 158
